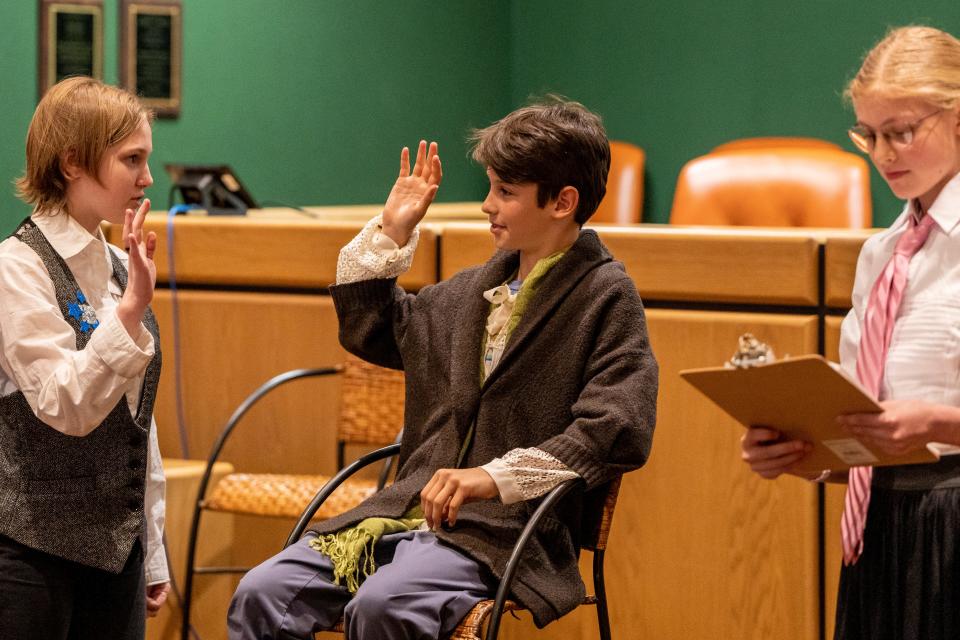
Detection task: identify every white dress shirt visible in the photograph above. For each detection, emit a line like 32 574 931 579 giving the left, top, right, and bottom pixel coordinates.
839 171 960 409
0 211 168 584
336 216 579 504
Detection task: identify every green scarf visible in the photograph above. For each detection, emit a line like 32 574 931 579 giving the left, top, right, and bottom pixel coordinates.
308 507 424 594
478 249 567 385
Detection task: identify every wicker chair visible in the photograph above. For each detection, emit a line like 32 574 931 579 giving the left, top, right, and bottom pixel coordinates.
285 452 624 640
180 354 405 640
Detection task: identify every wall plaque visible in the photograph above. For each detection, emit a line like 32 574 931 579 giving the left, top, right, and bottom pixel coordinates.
121 0 182 118
38 0 104 97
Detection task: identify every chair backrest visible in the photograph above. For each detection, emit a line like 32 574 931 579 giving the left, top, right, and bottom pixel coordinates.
336 354 405 446
592 140 645 224
712 136 842 153
582 476 622 552
669 147 872 228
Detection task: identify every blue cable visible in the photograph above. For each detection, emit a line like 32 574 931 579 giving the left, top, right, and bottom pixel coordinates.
167 205 196 460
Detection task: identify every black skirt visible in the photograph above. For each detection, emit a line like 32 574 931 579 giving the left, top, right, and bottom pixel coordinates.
834 484 960 639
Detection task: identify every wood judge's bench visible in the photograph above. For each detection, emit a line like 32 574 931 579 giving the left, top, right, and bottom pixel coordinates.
116 205 873 640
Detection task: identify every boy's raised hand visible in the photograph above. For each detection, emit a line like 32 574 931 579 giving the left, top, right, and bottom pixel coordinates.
381 140 442 247
116 198 158 337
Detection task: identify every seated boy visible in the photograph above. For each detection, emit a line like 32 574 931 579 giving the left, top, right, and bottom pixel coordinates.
229 99 658 640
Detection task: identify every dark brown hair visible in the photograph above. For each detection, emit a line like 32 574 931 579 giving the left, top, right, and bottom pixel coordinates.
470 97 611 225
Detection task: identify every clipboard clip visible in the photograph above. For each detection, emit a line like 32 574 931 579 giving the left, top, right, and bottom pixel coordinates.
725 333 776 369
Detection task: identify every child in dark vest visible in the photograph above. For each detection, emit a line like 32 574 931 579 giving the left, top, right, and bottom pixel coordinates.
230 98 659 639
0 76 168 639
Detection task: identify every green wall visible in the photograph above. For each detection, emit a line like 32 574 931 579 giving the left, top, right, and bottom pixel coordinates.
3 2 960 235
0 1 511 235
510 1 960 225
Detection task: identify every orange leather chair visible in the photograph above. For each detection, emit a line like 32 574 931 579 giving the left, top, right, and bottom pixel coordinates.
712 136 842 153
669 147 872 227
593 140 645 223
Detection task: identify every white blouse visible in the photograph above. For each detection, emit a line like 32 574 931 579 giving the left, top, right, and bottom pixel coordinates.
840 171 960 409
0 211 168 585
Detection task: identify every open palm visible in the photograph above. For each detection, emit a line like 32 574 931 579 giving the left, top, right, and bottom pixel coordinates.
381 140 442 246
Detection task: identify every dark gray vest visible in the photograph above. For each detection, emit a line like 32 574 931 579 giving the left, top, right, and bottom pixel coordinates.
0 217 162 573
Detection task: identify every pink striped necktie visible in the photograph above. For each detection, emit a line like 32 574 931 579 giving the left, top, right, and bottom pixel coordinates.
841 212 937 566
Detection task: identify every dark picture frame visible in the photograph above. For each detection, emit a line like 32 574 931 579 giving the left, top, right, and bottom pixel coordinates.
38 0 104 98
120 0 182 118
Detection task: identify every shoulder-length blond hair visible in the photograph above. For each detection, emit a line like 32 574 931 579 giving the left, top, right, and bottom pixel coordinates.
16 76 154 213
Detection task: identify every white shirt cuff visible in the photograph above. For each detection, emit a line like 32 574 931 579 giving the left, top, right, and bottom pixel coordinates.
88 310 155 379
336 215 419 284
481 458 525 504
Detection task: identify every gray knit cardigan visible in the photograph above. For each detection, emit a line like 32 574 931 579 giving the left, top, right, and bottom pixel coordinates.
314 229 658 627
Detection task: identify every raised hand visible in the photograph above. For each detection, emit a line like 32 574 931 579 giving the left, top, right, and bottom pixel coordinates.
116 198 157 337
381 140 442 247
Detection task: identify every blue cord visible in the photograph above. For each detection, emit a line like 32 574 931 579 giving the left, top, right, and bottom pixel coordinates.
167 205 196 459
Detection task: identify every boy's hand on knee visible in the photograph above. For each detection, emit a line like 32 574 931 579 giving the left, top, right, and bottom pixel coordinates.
381 140 442 247
420 467 497 529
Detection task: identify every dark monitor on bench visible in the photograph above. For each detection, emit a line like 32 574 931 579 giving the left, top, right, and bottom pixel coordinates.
164 164 258 215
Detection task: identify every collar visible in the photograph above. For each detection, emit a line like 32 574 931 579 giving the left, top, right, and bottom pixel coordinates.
887 171 960 237
31 210 106 260
477 229 612 384
445 228 613 427
925 171 960 235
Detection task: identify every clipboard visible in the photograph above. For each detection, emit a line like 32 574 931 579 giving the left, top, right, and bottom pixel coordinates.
679 355 942 473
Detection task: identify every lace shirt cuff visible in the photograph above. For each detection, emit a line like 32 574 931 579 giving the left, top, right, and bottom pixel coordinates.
335 214 420 284
481 447 580 504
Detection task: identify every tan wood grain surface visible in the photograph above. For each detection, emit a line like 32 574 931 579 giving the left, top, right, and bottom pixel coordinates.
439 224 822 306
630 310 820 640
150 290 347 474
146 459 234 640
109 212 437 289
823 233 873 308
823 315 846 640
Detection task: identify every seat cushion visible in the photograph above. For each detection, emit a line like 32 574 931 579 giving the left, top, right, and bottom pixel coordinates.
203 473 379 519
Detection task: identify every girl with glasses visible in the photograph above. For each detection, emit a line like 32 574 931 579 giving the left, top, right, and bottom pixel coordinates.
741 25 960 639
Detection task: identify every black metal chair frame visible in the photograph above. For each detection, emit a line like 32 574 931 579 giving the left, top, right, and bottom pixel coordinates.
285 447 614 640
180 367 340 640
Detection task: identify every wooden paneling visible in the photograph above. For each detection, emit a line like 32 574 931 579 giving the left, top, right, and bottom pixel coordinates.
824 233 872 308
823 315 845 640
439 224 821 306
110 212 438 290
497 311 823 640
150 290 346 475
629 310 820 640
147 460 234 640
602 228 820 305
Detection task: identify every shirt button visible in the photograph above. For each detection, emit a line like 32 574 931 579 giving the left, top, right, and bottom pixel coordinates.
127 500 140 511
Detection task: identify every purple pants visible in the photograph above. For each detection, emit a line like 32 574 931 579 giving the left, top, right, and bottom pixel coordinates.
228 530 495 640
